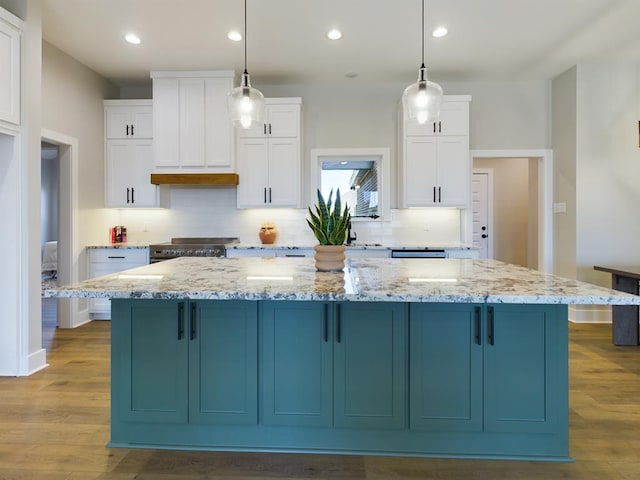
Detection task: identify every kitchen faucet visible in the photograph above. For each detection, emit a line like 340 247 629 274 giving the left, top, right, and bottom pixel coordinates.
346 221 357 245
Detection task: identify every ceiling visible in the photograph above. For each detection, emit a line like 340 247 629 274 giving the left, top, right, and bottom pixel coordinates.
41 0 640 88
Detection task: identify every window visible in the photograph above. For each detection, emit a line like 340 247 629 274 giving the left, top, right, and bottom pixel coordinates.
310 148 390 220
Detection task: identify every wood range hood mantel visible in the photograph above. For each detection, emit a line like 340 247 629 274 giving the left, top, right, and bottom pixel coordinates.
150 173 239 186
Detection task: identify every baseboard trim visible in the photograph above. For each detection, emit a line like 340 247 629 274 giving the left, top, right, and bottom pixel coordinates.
24 348 48 376
569 305 612 324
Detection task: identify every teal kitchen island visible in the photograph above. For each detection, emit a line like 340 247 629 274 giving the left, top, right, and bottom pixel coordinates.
47 257 640 461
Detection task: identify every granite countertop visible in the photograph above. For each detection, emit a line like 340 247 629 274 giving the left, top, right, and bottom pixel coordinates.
45 257 640 305
87 243 149 249
230 243 476 251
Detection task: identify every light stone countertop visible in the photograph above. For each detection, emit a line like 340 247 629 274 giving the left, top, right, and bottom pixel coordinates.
86 243 150 250
230 243 476 251
45 257 640 305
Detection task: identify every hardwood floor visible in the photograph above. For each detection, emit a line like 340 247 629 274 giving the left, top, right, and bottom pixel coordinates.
1 321 639 479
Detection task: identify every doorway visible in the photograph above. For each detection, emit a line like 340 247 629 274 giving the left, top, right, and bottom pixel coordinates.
41 141 59 346
41 129 81 330
472 156 543 269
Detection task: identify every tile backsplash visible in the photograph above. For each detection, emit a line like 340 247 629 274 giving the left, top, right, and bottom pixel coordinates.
95 186 462 246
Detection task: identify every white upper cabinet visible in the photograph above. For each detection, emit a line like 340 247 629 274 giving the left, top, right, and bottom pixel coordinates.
236 98 302 208
151 71 234 172
104 100 157 208
0 7 22 126
400 95 471 207
105 101 153 139
404 100 470 137
238 100 301 139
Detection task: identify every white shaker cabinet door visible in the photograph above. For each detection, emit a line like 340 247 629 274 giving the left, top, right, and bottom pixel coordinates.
237 138 270 207
267 138 300 207
153 78 180 167
403 137 438 206
435 136 469 206
105 103 153 139
179 78 207 167
0 12 21 125
106 140 157 207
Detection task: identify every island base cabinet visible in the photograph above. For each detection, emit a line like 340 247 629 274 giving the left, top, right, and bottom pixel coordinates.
261 302 333 427
111 299 258 432
410 303 568 449
110 299 569 461
409 304 483 432
261 301 407 429
111 300 189 424
333 303 406 429
189 301 258 425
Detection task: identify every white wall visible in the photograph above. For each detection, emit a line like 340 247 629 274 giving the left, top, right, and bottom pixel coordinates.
41 41 118 271
552 63 640 323
552 67 578 280
0 0 46 375
576 63 640 287
444 80 552 150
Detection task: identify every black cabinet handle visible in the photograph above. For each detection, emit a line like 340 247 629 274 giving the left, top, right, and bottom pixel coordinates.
324 318 329 342
438 186 441 203
131 124 134 136
126 188 130 204
177 302 185 340
269 123 272 135
336 306 342 343
263 124 267 135
131 187 135 204
190 302 197 340
474 307 481 345
487 306 494 345
433 122 436 133
438 121 442 133
126 125 129 136
433 186 436 203
263 187 267 203
107 256 125 259
269 187 272 203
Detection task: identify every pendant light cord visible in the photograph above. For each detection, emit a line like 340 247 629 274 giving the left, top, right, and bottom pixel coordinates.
244 0 248 73
421 0 425 68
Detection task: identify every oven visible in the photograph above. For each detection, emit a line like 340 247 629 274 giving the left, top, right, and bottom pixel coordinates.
149 237 240 263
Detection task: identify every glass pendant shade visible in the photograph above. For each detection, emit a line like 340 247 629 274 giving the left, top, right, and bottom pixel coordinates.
402 64 443 125
228 70 264 129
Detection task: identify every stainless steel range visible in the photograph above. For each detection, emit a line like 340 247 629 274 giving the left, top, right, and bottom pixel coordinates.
149 237 239 263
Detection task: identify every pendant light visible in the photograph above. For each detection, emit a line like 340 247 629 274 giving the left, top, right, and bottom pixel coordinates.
228 0 264 129
402 0 443 125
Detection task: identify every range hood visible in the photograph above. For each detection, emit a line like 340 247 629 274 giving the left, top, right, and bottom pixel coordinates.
150 173 239 186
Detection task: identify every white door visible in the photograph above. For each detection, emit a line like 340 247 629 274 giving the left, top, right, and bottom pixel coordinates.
472 171 492 259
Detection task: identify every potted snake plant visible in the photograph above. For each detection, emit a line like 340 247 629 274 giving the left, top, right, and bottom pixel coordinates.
307 188 351 271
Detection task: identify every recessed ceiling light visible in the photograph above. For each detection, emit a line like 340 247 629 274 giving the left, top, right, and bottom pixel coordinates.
345 72 358 78
124 33 141 45
227 30 242 42
432 26 448 38
327 29 342 40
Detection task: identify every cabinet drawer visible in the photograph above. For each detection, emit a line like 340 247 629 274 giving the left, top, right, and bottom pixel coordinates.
88 248 149 264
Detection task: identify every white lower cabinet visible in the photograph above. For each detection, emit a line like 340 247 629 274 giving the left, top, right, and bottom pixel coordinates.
87 248 149 318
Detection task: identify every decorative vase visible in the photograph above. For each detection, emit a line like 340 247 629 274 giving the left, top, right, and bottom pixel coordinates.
313 245 346 272
259 222 277 244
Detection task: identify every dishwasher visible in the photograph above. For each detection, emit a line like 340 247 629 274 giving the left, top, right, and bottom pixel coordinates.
390 249 446 258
